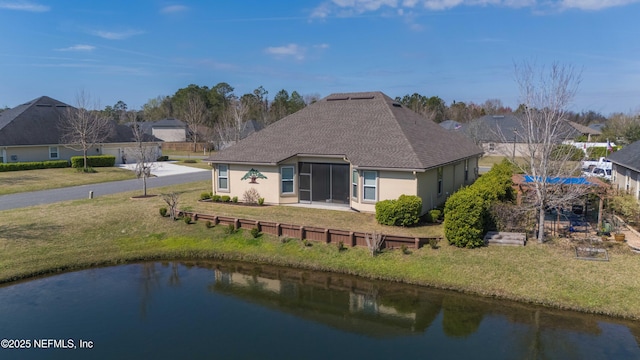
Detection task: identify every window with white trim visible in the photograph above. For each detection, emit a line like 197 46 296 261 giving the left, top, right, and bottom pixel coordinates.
363 171 377 201
218 164 229 191
437 167 443 196
49 146 59 159
281 166 294 194
352 169 359 200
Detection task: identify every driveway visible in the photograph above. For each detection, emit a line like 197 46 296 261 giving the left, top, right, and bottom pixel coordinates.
118 161 209 177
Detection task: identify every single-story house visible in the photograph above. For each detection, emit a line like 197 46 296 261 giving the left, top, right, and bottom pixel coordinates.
0 96 161 164
608 140 640 201
205 91 483 214
127 118 188 142
459 114 584 157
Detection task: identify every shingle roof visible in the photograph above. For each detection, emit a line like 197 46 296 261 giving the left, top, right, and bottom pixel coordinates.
0 96 70 146
207 91 483 170
568 121 601 135
607 140 640 173
462 114 582 143
0 96 160 146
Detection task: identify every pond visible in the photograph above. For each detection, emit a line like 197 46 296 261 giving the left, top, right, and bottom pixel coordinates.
0 261 639 359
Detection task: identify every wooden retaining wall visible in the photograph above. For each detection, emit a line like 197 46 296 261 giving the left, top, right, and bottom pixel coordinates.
180 211 441 250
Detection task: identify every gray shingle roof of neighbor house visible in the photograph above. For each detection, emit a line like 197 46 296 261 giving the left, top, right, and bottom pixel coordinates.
207 91 483 170
0 96 161 146
607 140 640 173
439 119 462 130
461 114 583 143
0 96 71 146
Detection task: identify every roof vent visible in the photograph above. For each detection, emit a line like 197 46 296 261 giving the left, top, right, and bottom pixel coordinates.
327 96 350 101
55 105 67 108
36 104 53 107
351 95 374 100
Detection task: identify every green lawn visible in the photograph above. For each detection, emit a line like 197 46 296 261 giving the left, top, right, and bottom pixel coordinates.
1 180 639 320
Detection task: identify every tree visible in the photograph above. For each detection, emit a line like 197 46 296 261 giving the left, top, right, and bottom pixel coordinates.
216 96 249 148
176 92 208 152
127 112 157 196
511 61 584 243
60 90 113 170
142 95 172 121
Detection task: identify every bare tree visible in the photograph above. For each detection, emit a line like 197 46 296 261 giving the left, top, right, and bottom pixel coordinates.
127 112 157 196
177 93 208 152
215 96 249 149
511 61 585 243
365 231 385 257
60 90 113 170
161 192 180 220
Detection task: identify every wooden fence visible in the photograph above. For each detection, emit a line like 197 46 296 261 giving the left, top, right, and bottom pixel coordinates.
178 211 442 250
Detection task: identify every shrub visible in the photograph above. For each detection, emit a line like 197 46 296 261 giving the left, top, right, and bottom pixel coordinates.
70 155 116 168
221 195 231 202
159 207 168 217
429 238 440 249
77 167 96 173
375 195 422 226
401 244 411 255
157 155 169 161
336 241 346 252
200 192 212 200
302 239 312 247
550 144 584 161
0 160 69 172
428 209 442 223
258 197 265 206
232 196 238 203
224 224 236 234
243 188 260 204
183 216 192 224
279 236 292 244
212 195 221 202
250 227 261 238
183 159 197 163
205 220 213 228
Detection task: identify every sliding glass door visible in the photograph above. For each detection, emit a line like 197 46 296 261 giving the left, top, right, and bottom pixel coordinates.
298 162 349 205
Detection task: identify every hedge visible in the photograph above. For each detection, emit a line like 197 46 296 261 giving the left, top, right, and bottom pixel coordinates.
444 159 514 248
0 160 70 172
375 195 422 227
70 155 116 168
551 144 584 161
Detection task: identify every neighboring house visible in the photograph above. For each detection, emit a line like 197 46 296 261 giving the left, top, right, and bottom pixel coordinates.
567 120 601 141
206 91 483 215
215 119 264 150
588 123 606 133
127 118 187 142
460 114 583 157
608 140 640 201
0 96 161 165
438 119 462 131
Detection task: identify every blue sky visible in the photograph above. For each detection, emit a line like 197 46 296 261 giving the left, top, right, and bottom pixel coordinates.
1 0 639 115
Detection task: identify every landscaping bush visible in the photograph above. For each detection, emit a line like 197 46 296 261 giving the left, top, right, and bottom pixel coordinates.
243 188 260 204
224 224 236 234
250 227 261 238
428 209 442 223
212 195 221 202
183 216 192 224
205 220 213 228
200 192 212 201
585 146 619 159
258 197 265 206
221 195 231 202
157 155 169 161
444 159 514 248
70 155 116 168
159 207 168 217
375 195 422 226
232 196 238 203
550 144 584 161
0 160 70 172
183 159 197 163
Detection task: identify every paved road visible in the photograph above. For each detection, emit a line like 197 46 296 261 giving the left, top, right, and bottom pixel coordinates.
0 171 211 211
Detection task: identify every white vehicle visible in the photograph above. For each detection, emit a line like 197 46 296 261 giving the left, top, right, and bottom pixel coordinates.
581 157 611 172
583 166 612 181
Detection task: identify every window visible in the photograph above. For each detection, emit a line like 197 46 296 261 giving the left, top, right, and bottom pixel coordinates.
626 170 631 193
437 167 443 196
363 171 377 201
352 169 358 200
281 166 294 194
49 146 59 159
218 164 229 191
488 143 495 152
464 159 469 182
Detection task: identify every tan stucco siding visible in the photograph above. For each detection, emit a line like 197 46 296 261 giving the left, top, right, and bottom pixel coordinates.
3 145 84 163
612 164 640 201
416 169 439 213
212 163 296 205
351 170 417 213
482 142 530 158
152 128 186 142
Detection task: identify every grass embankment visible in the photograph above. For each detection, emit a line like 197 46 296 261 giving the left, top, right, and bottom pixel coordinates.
1 180 639 319
0 167 137 195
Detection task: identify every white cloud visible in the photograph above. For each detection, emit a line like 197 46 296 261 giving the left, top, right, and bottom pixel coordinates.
0 1 49 12
559 0 640 10
265 44 306 60
55 44 96 52
310 0 639 17
314 43 330 49
161 5 188 14
91 29 145 40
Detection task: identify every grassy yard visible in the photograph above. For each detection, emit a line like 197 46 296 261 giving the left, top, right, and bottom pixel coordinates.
0 167 137 195
1 180 639 320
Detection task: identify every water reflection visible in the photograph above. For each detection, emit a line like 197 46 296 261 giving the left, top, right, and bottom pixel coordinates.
1 261 639 359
